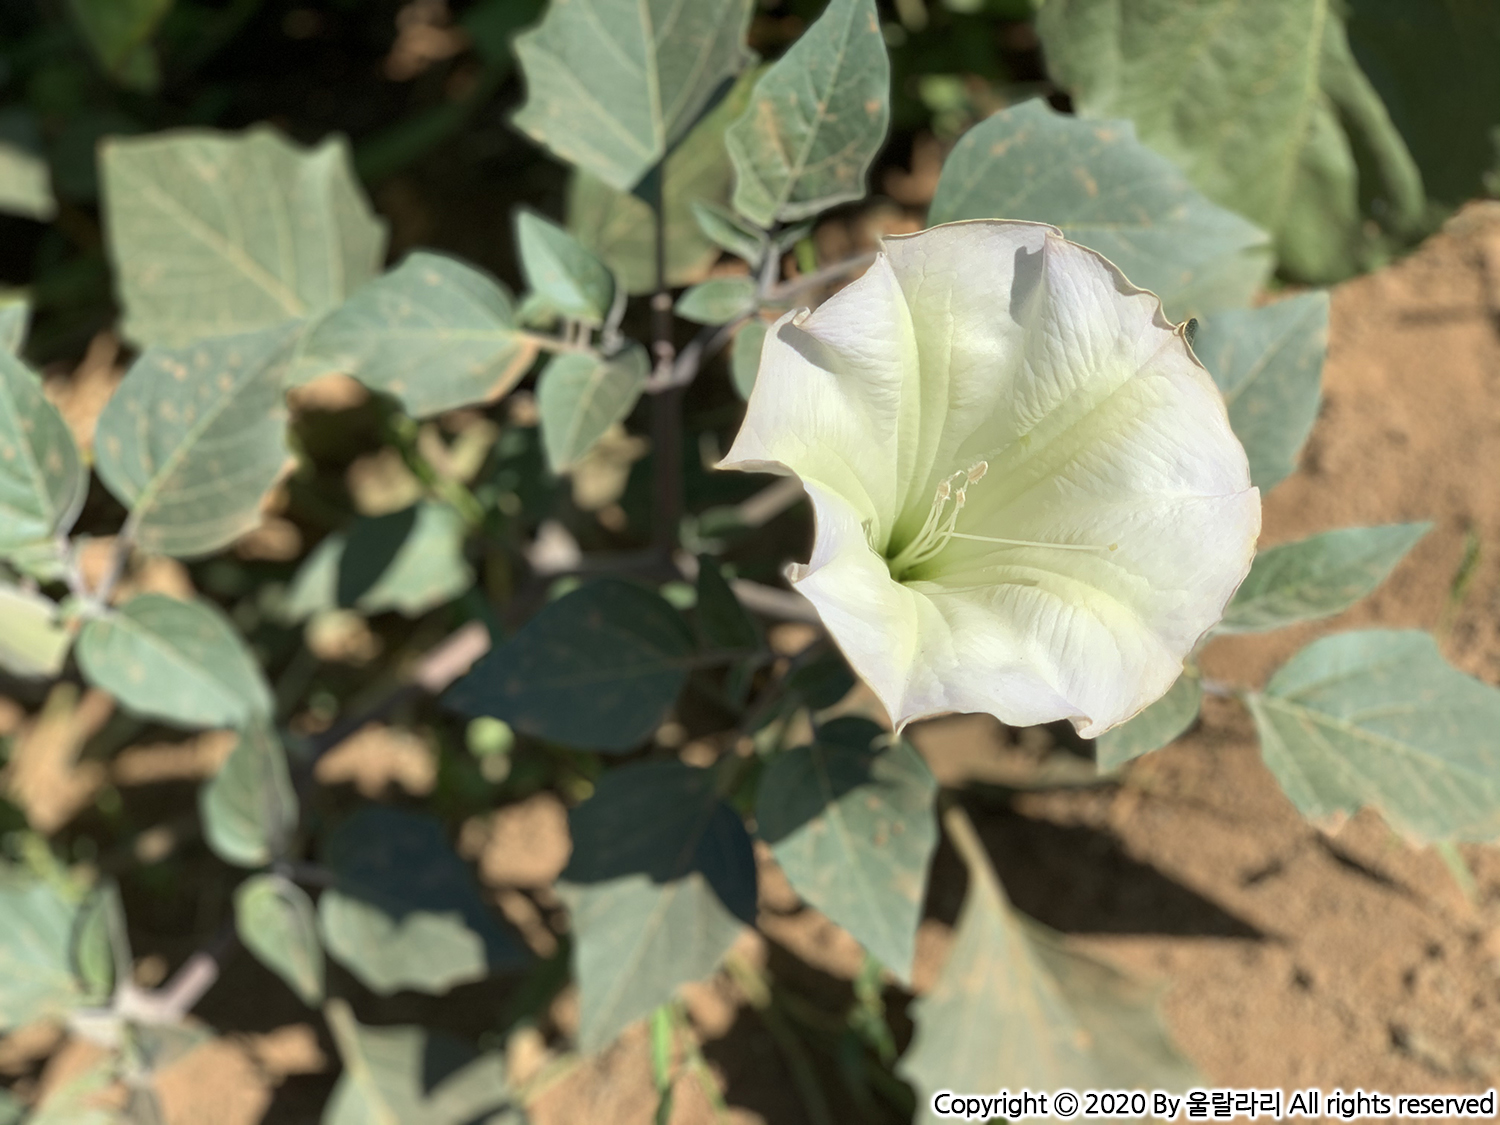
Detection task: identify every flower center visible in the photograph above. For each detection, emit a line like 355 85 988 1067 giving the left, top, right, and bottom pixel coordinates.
885 460 1118 581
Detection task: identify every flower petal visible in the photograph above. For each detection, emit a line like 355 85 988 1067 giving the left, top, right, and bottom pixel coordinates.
719 255 919 546
792 482 1081 731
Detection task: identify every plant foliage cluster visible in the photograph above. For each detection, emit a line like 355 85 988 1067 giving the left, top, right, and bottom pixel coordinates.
0 0 1497 1122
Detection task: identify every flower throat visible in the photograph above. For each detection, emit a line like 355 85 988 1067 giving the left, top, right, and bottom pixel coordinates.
885 461 1117 581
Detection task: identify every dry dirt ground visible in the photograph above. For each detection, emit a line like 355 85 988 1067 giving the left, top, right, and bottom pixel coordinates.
8 207 1500 1125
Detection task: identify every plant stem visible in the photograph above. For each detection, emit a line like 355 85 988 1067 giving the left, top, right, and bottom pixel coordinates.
768 251 877 303
648 169 683 559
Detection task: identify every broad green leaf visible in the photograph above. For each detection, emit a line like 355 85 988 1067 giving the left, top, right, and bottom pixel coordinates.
1036 0 1424 283
282 502 474 621
730 317 766 399
929 99 1273 320
726 0 889 226
301 251 539 416
674 277 757 325
446 578 694 752
68 0 173 91
1095 668 1203 772
93 325 295 558
1248 630 1500 842
0 296 29 353
0 142 56 220
0 583 72 679
898 810 1196 1121
1219 523 1430 634
515 209 615 323
0 349 87 555
71 882 128 1005
100 125 387 347
200 720 298 867
1347 0 1500 205
692 200 766 264
1193 292 1329 493
694 555 759 652
0 870 90 1031
235 874 324 1005
536 343 649 472
568 70 756 295
77 594 272 728
323 1000 516 1125
318 807 526 996
756 719 937 983
511 0 753 192
562 761 756 1052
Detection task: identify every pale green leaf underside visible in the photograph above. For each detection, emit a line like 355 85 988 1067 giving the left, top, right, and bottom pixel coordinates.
0 583 72 679
515 209 615 323
928 99 1273 320
1249 629 1500 842
568 68 756 295
730 317 766 399
100 125 387 347
0 141 57 221
536 342 649 472
0 297 29 354
323 1001 515 1125
1095 667 1203 772
512 0 753 192
300 251 538 418
674 277 757 325
94 324 295 559
898 819 1196 1121
0 349 87 554
200 720 299 867
1193 292 1329 493
235 873 325 1005
76 593 273 728
0 873 88 1032
756 734 937 984
727 0 889 226
1219 522 1429 634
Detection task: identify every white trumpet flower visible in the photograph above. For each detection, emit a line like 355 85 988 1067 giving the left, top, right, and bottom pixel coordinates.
721 220 1260 737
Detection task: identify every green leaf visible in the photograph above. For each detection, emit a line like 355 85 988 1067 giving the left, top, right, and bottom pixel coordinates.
71 881 128 1006
0 869 90 1031
25 1054 117 1125
283 502 474 621
691 200 766 264
93 324 295 559
1095 668 1203 772
0 296 29 353
929 99 1273 320
1219 523 1430 634
756 720 937 983
0 1089 21 1125
1035 0 1425 283
446 579 695 752
0 141 56 221
235 873 324 1005
511 0 753 192
536 343 649 472
562 761 756 1053
1248 630 1500 842
1192 292 1329 493
67 0 173 91
0 583 72 679
898 810 1196 1120
77 594 273 728
200 720 298 868
1346 0 1500 205
298 250 537 417
730 318 766 399
694 555 759 652
674 277 757 325
515 209 616 323
726 0 888 226
99 125 387 347
317 806 526 996
323 999 516 1125
0 349 87 556
568 69 757 295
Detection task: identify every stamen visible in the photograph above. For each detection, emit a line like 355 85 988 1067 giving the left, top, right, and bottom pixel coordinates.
947 533 1118 553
